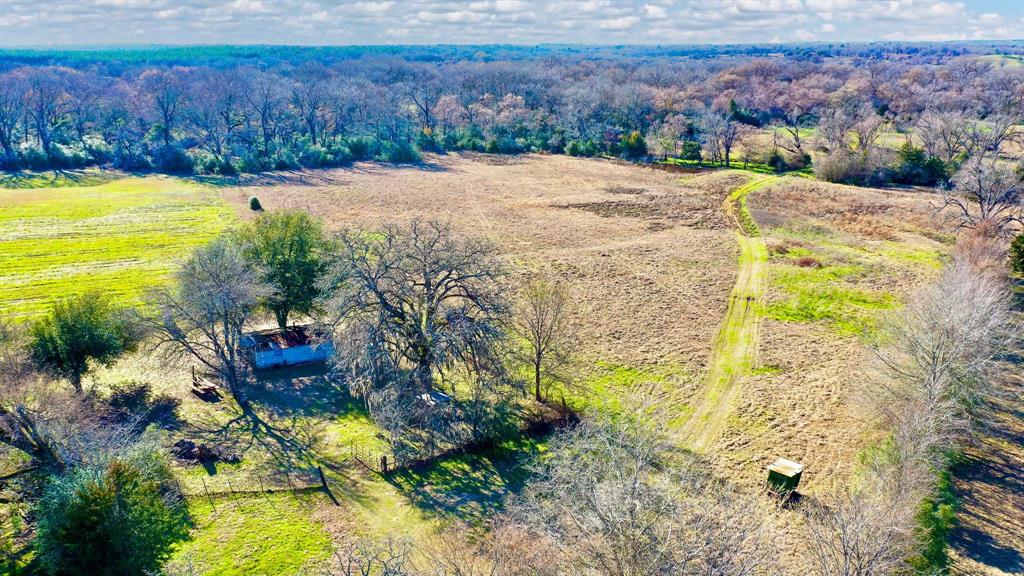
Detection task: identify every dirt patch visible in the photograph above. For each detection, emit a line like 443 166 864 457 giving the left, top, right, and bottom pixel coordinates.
604 185 648 195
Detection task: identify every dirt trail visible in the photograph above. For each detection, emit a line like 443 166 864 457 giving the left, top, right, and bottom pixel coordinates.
684 175 777 452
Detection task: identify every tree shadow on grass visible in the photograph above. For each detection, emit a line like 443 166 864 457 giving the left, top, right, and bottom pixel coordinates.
182 367 376 476
247 364 354 420
185 393 326 472
949 368 1024 573
0 168 112 189
384 437 545 526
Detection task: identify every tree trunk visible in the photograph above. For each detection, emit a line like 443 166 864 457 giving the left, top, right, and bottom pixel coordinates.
69 372 83 394
534 355 542 402
274 307 289 330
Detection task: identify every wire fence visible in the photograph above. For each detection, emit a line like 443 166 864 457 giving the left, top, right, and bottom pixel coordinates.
175 464 340 514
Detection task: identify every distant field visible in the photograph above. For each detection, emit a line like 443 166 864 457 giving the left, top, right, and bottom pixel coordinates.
977 54 1024 68
0 173 235 319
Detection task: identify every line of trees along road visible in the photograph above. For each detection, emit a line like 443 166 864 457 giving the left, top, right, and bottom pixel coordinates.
0 45 1020 182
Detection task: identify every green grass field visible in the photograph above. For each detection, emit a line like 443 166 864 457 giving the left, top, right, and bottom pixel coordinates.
0 173 236 319
170 491 334 576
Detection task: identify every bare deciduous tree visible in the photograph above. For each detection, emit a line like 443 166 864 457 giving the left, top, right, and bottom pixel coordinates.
146 237 269 406
915 109 968 162
515 278 572 402
701 109 746 167
804 486 920 576
944 154 1023 233
813 251 1020 576
325 219 509 395
508 400 776 576
870 259 1017 457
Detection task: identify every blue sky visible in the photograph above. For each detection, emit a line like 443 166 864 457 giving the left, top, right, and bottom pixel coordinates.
1 0 1021 46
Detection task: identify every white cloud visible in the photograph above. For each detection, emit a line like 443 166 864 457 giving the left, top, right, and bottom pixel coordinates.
644 3 667 18
0 0 1019 46
351 2 395 14
793 28 816 40
599 15 639 30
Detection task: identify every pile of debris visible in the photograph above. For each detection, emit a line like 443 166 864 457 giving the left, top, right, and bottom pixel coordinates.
190 367 222 402
172 439 240 465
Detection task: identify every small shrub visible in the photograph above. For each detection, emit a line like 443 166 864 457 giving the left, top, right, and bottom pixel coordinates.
19 145 52 170
416 129 442 152
1010 232 1024 276
54 144 92 169
375 140 421 163
619 130 647 159
814 150 862 183
273 152 300 171
298 145 331 168
484 137 523 155
680 140 702 162
249 196 263 211
238 154 271 173
112 148 152 171
151 145 194 174
345 136 379 161
327 143 354 165
566 139 600 157
30 292 140 393
892 143 948 186
455 135 485 152
766 150 789 173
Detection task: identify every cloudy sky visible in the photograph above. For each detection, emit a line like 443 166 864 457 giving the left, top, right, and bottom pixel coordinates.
1 0 1021 46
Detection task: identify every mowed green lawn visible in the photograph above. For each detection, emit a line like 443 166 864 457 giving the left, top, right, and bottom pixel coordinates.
0 174 236 319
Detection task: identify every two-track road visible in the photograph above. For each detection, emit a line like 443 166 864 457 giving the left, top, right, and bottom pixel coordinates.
684 175 777 451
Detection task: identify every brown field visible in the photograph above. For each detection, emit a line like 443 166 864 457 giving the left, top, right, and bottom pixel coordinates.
224 154 748 379
223 154 949 495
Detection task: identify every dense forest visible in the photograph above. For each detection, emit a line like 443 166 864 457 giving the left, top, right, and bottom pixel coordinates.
0 42 1022 186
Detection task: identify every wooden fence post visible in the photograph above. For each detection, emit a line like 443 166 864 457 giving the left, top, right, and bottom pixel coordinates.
202 478 216 511
317 466 340 506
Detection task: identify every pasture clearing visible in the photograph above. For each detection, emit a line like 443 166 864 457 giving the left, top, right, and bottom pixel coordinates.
715 177 949 490
10 154 958 575
0 173 235 319
220 153 947 494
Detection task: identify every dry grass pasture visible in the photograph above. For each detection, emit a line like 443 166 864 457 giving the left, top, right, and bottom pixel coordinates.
5 155 990 575
224 154 748 386
222 154 949 493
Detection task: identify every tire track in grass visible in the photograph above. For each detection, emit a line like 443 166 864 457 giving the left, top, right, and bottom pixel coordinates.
684 175 777 452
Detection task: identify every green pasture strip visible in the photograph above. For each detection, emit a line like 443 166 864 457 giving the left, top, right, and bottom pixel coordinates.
760 226 944 338
683 175 776 451
761 262 896 336
0 175 235 319
659 157 814 178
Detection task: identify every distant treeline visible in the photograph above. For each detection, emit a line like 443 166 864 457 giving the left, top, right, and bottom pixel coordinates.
0 42 1020 181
